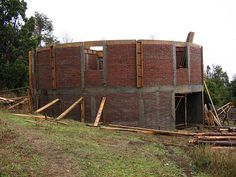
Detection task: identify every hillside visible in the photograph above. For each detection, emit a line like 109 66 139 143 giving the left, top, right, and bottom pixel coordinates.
0 111 235 177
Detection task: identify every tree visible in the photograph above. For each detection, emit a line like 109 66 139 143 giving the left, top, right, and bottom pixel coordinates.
34 11 58 47
0 0 37 88
205 65 230 106
61 31 74 43
229 75 236 105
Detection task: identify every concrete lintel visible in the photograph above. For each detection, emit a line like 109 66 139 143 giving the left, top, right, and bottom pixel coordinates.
45 84 202 95
175 85 203 93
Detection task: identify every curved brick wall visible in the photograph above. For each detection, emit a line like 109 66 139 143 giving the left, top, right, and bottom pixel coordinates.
30 40 203 129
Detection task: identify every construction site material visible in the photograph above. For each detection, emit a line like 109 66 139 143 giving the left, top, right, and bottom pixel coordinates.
189 139 236 146
56 97 83 121
35 98 60 113
8 98 28 110
136 41 143 88
195 136 236 141
217 102 233 125
204 81 222 126
0 96 14 103
94 97 106 126
100 124 196 136
13 113 68 125
186 32 195 43
13 113 53 119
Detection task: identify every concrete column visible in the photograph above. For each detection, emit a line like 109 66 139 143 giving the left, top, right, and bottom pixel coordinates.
156 92 160 126
91 96 96 120
171 92 175 122
138 91 144 127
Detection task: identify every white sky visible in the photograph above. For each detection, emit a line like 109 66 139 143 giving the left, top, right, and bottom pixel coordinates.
25 0 236 80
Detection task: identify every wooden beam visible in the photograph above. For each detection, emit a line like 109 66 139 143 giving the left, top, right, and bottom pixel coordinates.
8 98 28 110
186 32 195 43
50 45 57 89
102 124 196 136
94 97 106 126
136 41 143 88
204 81 222 126
34 98 60 113
56 97 83 121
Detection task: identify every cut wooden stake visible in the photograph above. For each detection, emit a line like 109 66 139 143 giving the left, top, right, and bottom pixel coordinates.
204 81 222 126
35 98 60 113
94 97 106 126
56 97 83 121
8 98 28 110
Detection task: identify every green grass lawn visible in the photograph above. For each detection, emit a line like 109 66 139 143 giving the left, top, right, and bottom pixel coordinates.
1 111 234 177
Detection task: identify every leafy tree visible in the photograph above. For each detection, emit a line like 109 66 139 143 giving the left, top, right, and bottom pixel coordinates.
0 0 37 88
34 11 58 46
205 65 230 106
229 75 236 105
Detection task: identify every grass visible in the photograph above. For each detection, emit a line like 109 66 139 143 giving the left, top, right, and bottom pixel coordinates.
1 110 235 177
187 145 236 177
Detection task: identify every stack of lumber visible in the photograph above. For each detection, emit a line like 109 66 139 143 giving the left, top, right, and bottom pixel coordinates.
0 96 28 110
189 130 236 146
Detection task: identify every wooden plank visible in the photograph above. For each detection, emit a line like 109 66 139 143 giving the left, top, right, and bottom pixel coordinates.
56 97 83 121
186 32 195 43
101 125 196 136
204 81 222 126
94 97 106 126
0 96 14 102
50 45 57 89
81 99 85 122
34 98 60 113
136 41 143 88
8 98 28 110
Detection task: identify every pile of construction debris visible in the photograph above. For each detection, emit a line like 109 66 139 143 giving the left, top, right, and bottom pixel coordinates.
189 127 236 146
0 87 29 111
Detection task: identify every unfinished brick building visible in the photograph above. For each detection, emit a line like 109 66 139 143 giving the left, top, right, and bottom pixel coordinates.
29 39 204 129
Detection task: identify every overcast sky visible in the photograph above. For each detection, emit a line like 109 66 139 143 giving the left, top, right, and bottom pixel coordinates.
25 0 236 80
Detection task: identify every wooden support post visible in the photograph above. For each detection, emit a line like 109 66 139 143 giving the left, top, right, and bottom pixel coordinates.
56 97 83 121
35 98 60 113
94 97 106 126
50 45 57 89
81 99 85 122
204 81 221 126
136 41 143 88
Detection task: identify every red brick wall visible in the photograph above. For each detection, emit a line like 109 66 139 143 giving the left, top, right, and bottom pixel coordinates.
105 93 139 126
143 44 173 86
176 68 188 85
85 70 103 87
56 47 81 88
107 44 136 87
37 49 52 89
190 46 202 84
142 92 173 129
